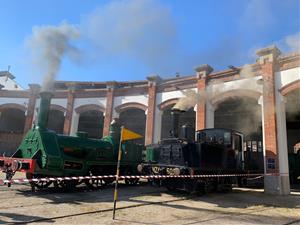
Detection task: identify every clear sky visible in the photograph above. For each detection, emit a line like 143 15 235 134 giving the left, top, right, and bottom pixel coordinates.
0 0 299 89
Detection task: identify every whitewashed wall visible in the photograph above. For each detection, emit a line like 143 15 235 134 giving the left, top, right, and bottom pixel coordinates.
0 76 23 90
0 98 28 107
276 67 300 89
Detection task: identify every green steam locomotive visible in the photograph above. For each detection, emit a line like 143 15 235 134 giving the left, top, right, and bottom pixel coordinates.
0 92 143 190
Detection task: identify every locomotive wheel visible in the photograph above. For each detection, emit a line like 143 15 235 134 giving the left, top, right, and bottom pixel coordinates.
103 178 114 185
26 173 52 190
124 169 139 186
166 184 176 191
217 178 233 192
237 177 247 187
55 180 78 191
165 179 177 192
34 180 52 189
191 180 208 195
125 178 139 185
85 179 104 189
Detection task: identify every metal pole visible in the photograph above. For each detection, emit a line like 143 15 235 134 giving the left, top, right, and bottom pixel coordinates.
113 126 123 220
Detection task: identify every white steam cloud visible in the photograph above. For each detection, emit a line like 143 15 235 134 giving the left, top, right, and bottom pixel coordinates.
174 63 259 111
173 90 201 111
277 32 300 53
28 22 81 91
82 0 176 71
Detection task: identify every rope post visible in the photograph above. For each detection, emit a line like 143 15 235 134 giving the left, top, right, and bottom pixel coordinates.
113 126 124 220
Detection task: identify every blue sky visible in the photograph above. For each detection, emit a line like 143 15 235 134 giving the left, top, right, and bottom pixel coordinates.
0 0 299 88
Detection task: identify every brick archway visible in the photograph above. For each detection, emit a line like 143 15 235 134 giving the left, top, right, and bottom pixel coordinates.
50 104 66 113
75 104 105 114
115 102 147 114
0 103 26 112
76 104 105 139
280 79 300 96
158 98 179 111
210 89 261 107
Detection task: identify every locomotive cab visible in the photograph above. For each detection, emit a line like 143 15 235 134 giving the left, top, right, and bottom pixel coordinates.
196 129 244 171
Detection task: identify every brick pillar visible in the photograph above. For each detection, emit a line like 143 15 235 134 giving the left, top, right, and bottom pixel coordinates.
257 45 289 195
63 84 76 135
257 46 280 173
195 64 213 130
103 81 117 137
145 75 160 145
23 84 40 134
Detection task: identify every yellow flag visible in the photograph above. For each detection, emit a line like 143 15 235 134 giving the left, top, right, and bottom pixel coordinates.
121 127 142 141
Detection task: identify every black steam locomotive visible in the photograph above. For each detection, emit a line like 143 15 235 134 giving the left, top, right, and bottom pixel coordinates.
138 109 246 193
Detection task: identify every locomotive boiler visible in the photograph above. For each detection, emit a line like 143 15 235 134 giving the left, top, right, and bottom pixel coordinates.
0 92 143 189
138 108 245 193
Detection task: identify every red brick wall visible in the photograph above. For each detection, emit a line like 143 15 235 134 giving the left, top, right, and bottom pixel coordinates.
196 78 206 130
103 87 115 136
145 82 156 145
261 62 279 172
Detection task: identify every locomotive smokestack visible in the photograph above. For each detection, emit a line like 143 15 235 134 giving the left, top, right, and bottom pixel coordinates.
37 91 53 130
170 108 184 138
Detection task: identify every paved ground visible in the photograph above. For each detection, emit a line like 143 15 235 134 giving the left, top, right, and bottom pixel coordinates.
0 173 299 225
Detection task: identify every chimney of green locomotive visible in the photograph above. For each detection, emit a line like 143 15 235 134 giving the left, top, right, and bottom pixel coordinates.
37 92 53 130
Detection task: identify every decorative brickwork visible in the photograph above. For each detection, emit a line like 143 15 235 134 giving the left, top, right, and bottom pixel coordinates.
103 82 117 136
280 79 300 96
115 102 147 114
0 103 26 112
263 64 278 172
50 104 67 113
75 104 105 114
257 46 281 173
279 53 300 71
195 64 213 130
145 76 160 145
197 78 206 130
158 98 179 110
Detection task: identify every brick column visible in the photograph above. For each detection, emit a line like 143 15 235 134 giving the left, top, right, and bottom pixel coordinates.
145 75 160 145
257 46 280 173
195 64 213 130
257 45 289 195
23 84 40 134
63 83 76 135
103 81 117 137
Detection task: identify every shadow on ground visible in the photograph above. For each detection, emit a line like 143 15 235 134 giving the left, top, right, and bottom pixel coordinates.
0 212 54 224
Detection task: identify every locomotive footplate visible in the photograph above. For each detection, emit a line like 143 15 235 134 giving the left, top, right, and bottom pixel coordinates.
0 157 36 186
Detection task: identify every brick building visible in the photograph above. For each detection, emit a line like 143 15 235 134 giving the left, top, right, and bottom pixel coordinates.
0 45 299 195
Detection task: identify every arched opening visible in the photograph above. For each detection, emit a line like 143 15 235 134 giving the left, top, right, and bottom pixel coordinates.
0 107 26 155
0 108 26 133
214 97 262 139
118 108 146 144
78 110 104 139
161 104 196 139
47 109 65 134
214 96 263 172
285 89 300 185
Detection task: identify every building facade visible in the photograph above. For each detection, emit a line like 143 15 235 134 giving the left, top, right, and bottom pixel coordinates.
0 46 299 195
